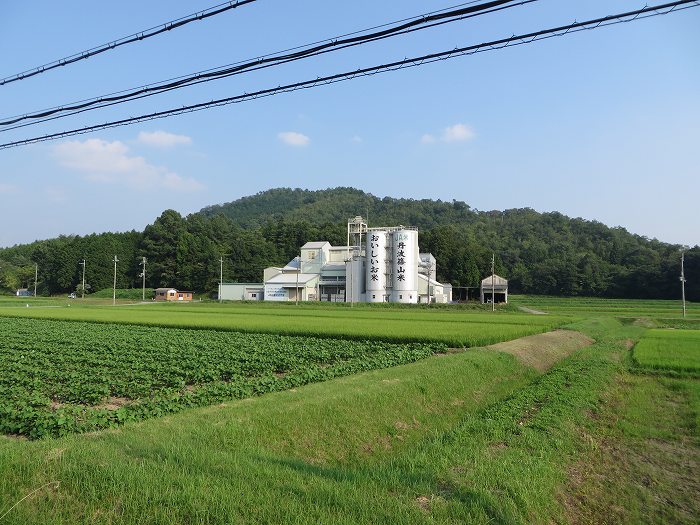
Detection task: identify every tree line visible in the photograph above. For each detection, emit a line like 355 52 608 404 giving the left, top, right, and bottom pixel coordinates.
0 187 697 301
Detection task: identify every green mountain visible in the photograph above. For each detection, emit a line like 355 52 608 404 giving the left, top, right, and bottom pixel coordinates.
199 187 476 229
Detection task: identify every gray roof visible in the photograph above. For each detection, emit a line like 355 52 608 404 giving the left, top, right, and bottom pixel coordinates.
301 241 330 249
282 256 301 271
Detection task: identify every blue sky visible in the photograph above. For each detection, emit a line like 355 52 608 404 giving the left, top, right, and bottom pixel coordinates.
1 0 698 247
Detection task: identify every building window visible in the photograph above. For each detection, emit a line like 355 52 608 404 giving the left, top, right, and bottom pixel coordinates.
372 295 375 299
251 293 257 298
399 295 403 299
178 293 183 298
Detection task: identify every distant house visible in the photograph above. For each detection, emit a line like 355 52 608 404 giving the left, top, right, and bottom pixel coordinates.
154 288 193 302
480 274 508 304
15 288 33 297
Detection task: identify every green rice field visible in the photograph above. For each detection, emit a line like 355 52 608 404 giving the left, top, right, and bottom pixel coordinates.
0 299 568 347
633 329 700 374
511 295 699 319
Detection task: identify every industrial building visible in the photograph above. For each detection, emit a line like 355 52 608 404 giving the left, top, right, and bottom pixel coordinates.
220 216 451 304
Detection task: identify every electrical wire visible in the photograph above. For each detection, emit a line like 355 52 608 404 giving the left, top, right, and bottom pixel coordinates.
0 0 258 87
0 0 490 122
0 0 533 129
0 0 696 150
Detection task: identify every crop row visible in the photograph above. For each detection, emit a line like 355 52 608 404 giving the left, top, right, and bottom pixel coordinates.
0 317 446 438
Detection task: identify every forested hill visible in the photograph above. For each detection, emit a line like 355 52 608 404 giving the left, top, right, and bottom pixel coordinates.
199 187 477 229
0 187 697 300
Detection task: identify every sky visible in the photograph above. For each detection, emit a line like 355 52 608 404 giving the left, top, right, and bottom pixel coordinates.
0 0 698 248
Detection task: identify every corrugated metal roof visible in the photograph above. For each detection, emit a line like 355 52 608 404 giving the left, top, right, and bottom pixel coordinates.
480 274 508 286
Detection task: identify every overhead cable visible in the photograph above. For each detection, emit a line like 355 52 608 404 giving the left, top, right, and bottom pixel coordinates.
0 0 534 129
1 0 696 150
0 0 258 87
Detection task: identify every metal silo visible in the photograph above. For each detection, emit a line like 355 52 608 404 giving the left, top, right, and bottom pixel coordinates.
391 229 418 303
366 231 387 302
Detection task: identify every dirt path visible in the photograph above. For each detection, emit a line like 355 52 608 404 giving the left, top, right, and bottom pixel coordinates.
487 330 594 372
517 305 548 315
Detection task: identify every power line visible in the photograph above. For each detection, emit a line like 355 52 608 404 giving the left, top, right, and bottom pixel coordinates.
0 0 496 124
0 0 258 87
0 0 534 129
1 0 696 151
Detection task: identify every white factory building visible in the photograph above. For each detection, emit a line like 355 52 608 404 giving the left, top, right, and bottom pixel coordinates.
219 216 451 304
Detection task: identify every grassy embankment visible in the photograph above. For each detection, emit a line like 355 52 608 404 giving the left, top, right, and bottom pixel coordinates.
563 324 700 523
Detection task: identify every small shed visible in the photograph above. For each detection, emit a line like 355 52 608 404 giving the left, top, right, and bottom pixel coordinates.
480 274 508 304
154 288 193 302
15 288 33 297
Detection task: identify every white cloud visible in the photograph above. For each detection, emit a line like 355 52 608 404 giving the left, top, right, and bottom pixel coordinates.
137 130 192 148
54 139 203 192
278 131 310 147
421 124 476 144
442 123 475 142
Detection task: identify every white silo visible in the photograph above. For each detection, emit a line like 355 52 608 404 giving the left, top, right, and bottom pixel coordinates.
390 229 418 303
366 231 387 302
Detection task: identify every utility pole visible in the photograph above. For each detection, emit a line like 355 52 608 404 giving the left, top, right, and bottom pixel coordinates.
681 250 687 318
491 253 495 312
112 255 118 305
427 260 432 305
347 253 354 307
80 259 86 299
219 256 223 303
140 257 147 301
34 263 38 298
295 255 300 306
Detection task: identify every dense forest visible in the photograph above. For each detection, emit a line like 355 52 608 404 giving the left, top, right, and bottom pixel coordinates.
0 187 697 301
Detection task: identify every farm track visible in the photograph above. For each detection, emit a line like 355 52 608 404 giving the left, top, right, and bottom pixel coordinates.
487 329 594 372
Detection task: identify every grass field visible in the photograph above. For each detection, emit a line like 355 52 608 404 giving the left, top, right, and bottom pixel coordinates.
0 297 698 523
632 329 700 374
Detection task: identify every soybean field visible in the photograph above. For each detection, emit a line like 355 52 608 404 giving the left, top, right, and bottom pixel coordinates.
0 317 443 438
